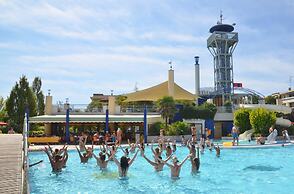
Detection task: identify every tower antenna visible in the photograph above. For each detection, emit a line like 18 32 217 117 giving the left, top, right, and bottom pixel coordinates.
169 61 172 69
220 10 223 24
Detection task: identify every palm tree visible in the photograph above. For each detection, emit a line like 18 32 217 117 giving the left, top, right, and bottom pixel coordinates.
157 96 176 129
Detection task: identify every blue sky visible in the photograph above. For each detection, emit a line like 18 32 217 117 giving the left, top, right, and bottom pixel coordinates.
0 0 294 104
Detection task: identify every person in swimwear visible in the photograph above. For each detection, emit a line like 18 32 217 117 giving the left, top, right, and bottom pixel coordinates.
76 146 91 163
231 125 239 146
161 154 191 178
141 148 172 172
44 146 68 172
93 151 113 170
113 149 139 178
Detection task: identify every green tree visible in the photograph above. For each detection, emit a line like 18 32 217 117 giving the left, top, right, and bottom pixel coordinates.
115 95 127 106
265 95 276 104
180 102 217 120
87 99 102 112
234 108 252 133
32 77 45 115
0 96 8 122
157 96 176 129
6 76 37 132
249 108 276 135
167 121 190 136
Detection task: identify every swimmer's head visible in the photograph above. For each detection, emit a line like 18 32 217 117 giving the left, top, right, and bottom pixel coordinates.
54 149 59 153
83 153 87 157
155 147 160 153
100 154 106 161
172 156 179 164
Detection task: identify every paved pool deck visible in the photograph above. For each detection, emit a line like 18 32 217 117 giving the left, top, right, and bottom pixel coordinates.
0 134 24 194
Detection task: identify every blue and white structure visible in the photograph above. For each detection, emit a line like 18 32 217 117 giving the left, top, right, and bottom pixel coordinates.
207 13 238 105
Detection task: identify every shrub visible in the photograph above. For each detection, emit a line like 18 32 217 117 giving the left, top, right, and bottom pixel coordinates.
29 125 45 137
234 108 252 133
148 122 164 136
166 121 190 136
249 108 276 135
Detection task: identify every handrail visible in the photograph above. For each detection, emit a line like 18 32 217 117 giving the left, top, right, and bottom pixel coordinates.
22 112 30 194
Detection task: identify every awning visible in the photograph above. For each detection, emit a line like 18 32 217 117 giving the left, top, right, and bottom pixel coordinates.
124 81 195 102
29 114 162 124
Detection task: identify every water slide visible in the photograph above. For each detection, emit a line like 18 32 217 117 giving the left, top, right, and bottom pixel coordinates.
267 129 278 143
285 130 291 142
239 129 254 141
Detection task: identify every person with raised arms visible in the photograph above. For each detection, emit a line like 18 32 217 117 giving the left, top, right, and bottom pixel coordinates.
141 147 172 172
44 146 68 172
160 154 191 179
93 151 114 170
128 139 138 153
113 149 139 178
76 146 91 163
151 140 162 159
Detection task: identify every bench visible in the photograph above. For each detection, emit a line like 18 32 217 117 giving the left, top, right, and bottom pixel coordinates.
28 137 61 144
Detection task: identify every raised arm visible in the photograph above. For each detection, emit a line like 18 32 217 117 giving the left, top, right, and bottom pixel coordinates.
163 154 173 163
128 149 139 166
112 156 120 167
105 153 114 162
44 147 54 165
151 140 156 155
92 152 99 160
142 154 157 166
75 146 83 158
179 154 191 167
120 146 126 154
47 144 53 154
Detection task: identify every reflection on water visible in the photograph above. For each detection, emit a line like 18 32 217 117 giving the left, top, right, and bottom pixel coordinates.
243 165 281 172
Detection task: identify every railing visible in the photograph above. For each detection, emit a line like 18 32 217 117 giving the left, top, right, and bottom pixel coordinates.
53 104 104 114
22 112 30 194
120 105 158 113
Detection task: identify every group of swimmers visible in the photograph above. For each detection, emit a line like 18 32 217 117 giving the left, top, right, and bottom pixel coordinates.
44 130 220 179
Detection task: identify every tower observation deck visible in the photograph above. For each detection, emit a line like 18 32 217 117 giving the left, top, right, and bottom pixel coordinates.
207 14 238 105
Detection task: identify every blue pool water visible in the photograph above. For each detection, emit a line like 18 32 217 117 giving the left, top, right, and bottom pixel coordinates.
29 145 294 194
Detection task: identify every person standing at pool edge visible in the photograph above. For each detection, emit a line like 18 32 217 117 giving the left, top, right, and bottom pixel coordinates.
232 125 239 146
117 128 122 145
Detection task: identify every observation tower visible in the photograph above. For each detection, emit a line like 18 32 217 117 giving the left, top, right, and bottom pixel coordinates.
207 13 238 105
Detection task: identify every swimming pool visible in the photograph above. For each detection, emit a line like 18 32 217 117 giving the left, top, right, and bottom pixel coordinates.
29 145 294 194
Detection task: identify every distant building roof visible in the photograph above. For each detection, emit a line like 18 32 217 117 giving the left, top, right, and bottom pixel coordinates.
124 81 195 102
